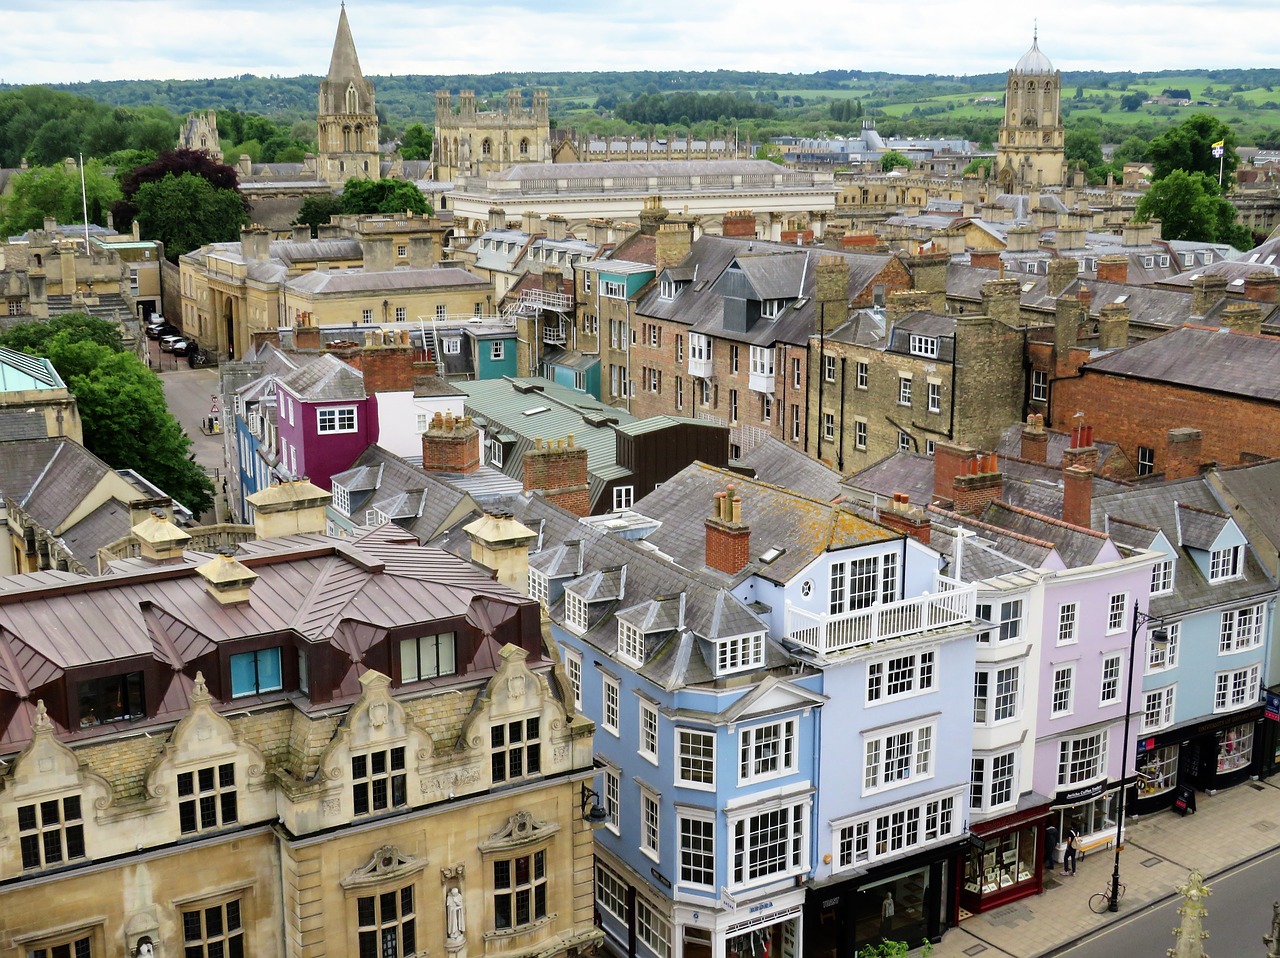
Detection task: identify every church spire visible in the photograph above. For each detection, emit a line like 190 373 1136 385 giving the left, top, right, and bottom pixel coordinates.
327 2 365 84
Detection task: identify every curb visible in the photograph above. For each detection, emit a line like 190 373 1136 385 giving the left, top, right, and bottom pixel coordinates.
1038 840 1280 957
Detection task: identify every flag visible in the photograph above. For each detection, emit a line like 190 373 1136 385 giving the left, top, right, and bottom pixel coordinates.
1212 139 1225 149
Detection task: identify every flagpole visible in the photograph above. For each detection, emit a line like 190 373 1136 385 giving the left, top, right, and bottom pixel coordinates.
79 153 90 245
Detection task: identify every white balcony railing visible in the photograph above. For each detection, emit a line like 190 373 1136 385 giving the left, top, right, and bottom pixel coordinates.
785 574 976 657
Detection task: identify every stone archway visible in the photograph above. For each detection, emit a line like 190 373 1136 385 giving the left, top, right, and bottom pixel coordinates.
224 295 237 360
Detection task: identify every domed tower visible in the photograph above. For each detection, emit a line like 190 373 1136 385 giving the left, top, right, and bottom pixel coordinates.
996 31 1066 192
317 3 381 185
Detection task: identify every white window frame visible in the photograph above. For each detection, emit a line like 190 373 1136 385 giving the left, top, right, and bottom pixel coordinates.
970 750 1017 811
749 345 775 376
927 381 941 413
603 767 620 832
676 728 715 790
717 633 765 675
1209 544 1244 581
332 484 351 516
601 279 626 299
728 796 809 889
640 787 660 861
1057 732 1107 787
612 485 634 512
1031 368 1049 402
1219 604 1265 654
395 306 407 322
1057 602 1078 645
833 790 959 872
1148 621 1181 672
862 720 935 795
1107 593 1128 634
689 333 711 362
564 590 587 633
854 419 867 450
898 376 912 406
1151 558 1174 595
635 894 671 958
317 405 358 434
972 664 1020 725
595 861 626 920
823 354 836 383
678 811 717 889
1051 663 1075 717
909 334 938 358
638 700 659 765
564 648 582 710
823 413 835 441
866 649 936 705
601 675 619 734
1100 653 1122 706
490 340 505 361
856 361 868 389
1214 663 1261 713
1143 685 1176 732
738 718 798 785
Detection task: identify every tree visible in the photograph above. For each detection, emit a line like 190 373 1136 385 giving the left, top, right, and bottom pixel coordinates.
880 150 912 172
134 172 250 258
0 316 214 516
1120 91 1147 112
1065 128 1103 169
1148 113 1239 183
397 123 433 161
293 194 345 236
1134 169 1251 247
113 147 248 236
963 157 992 177
0 160 121 236
339 178 431 216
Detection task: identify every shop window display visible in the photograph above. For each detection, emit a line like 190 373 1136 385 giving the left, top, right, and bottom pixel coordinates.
725 916 797 958
964 828 1037 898
1136 745 1179 797
1217 723 1254 773
1052 791 1119 847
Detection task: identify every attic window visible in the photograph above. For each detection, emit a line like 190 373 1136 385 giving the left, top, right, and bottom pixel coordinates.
908 335 938 358
618 620 644 667
660 277 676 300
717 633 765 675
760 299 787 319
758 547 786 564
1021 282 1035 293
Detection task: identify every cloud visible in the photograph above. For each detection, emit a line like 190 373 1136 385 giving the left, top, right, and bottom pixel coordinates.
4 0 1280 85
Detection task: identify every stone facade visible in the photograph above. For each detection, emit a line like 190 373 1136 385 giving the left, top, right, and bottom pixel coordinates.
435 89 552 181
995 34 1067 191
316 6 380 185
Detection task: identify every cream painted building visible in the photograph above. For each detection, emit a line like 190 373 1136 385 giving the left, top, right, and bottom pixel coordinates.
0 513 601 958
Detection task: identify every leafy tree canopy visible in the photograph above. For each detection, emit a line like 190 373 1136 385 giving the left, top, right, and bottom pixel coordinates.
397 123 433 161
293 194 345 235
339 178 431 216
0 315 214 516
134 172 250 259
0 160 121 236
963 157 992 177
1065 128 1103 169
1134 169 1252 247
119 147 242 198
1148 113 1238 182
880 150 912 172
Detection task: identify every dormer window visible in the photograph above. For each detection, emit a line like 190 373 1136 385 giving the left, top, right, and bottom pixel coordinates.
332 484 351 516
660 277 676 300
908 335 939 358
77 671 144 726
565 591 588 633
760 298 787 319
1209 545 1244 581
618 620 645 667
601 279 626 299
717 633 765 675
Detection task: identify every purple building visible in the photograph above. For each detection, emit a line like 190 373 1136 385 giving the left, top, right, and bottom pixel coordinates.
274 354 379 491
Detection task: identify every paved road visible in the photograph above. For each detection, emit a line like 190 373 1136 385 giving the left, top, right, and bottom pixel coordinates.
148 338 227 522
1052 846 1280 958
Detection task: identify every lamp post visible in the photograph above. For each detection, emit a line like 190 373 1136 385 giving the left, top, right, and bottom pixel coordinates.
1110 600 1167 912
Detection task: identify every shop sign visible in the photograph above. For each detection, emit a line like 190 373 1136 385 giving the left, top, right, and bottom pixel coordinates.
968 833 988 852
1265 691 1280 722
1055 780 1107 804
650 868 672 889
1137 736 1156 755
749 901 775 914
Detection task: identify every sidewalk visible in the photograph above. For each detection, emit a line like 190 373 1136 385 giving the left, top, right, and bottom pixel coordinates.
928 777 1280 958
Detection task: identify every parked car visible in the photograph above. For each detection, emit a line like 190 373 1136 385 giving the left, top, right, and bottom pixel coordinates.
170 340 190 356
160 335 183 352
146 323 177 340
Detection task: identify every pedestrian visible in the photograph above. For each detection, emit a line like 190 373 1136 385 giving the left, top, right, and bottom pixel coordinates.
1044 822 1059 872
880 890 895 939
1063 823 1079 876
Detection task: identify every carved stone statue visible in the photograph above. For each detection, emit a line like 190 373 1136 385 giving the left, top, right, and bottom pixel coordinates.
446 885 466 941
133 937 155 958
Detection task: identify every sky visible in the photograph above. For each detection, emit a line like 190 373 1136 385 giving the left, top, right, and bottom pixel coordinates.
4 1 1280 86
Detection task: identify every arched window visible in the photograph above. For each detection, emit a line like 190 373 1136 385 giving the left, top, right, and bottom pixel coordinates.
346 84 360 114
1027 82 1036 92
343 126 352 151
519 137 530 156
355 124 363 151
482 138 493 157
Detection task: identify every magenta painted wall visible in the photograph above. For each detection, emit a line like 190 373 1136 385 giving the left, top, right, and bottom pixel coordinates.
276 387 378 490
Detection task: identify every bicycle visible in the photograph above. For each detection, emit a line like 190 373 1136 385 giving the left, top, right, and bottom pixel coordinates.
1088 881 1126 914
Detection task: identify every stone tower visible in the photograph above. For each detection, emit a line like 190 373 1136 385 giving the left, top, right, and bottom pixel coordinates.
995 31 1066 192
317 3 380 185
178 111 223 163
434 88 551 181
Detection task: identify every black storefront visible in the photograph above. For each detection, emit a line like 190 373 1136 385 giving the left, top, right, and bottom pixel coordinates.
803 839 964 958
1258 688 1280 780
1133 706 1268 814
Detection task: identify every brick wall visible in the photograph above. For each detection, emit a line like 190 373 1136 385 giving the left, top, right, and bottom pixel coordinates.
422 412 480 473
339 345 430 394
1053 371 1280 473
523 437 591 515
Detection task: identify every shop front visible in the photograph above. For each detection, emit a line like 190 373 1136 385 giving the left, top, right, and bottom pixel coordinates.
957 799 1051 915
1049 780 1120 859
675 887 805 958
803 841 962 958
1133 708 1267 814
1260 689 1280 779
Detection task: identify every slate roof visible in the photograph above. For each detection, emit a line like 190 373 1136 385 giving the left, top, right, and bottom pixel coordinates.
0 410 53 443
995 423 1121 471
278 354 366 402
1211 460 1280 559
331 445 476 542
1176 503 1229 550
286 267 486 295
632 462 898 585
1082 325 1280 401
1092 476 1273 616
738 437 845 503
0 438 113 534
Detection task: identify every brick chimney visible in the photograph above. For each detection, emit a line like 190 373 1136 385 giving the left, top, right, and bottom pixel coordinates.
1020 413 1048 462
722 210 757 239
1164 427 1204 481
877 493 931 546
656 218 695 269
1220 301 1263 335
1048 258 1079 296
1243 271 1279 304
1062 466 1094 529
1077 284 1093 310
1191 274 1228 317
1097 301 1131 350
1062 421 1100 473
523 435 590 516
1096 255 1129 284
705 485 751 575
970 250 1003 270
422 411 480 474
934 442 1002 515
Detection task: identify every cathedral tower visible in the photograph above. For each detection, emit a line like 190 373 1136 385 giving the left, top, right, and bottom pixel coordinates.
995 32 1066 192
317 3 380 185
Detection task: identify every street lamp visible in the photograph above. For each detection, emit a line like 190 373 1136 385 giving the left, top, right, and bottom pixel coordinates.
1110 600 1168 912
581 783 609 830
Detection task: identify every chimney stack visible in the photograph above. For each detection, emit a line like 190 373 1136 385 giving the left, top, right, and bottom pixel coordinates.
655 217 695 269
195 549 258 606
1048 257 1079 296
1243 271 1279 304
970 250 1003 270
131 508 192 563
934 442 1002 515
1062 466 1094 529
815 255 850 332
1062 419 1100 473
1191 274 1228 317
1096 255 1129 285
705 485 752 575
421 411 481 474
246 478 332 538
1220 301 1264 335
361 235 395 274
1164 427 1204 481
522 436 590 516
463 511 538 593
722 210 757 239
876 493 931 546
1020 413 1048 462
1097 301 1131 350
